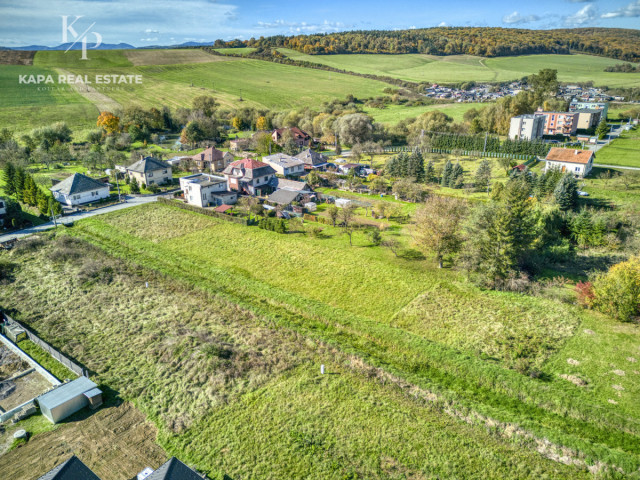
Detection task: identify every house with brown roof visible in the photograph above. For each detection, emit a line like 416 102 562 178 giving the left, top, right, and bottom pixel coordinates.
544 147 595 178
222 158 276 196
191 146 234 173
271 127 311 147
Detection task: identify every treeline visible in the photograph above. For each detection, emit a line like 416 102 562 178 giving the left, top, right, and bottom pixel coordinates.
221 27 640 62
428 133 550 156
604 63 639 73
2 163 62 222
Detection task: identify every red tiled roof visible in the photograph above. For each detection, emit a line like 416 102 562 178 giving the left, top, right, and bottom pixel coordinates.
229 158 269 169
272 127 310 140
214 204 233 213
545 147 594 165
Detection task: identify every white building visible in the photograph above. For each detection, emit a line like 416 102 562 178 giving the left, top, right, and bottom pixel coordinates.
508 114 545 141
262 153 305 177
50 173 110 206
544 147 595 178
126 156 172 187
179 173 238 207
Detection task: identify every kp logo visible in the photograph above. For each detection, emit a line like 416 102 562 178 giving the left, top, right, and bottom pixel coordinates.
61 16 102 60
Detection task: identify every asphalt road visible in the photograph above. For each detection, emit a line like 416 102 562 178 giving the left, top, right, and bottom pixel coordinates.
0 194 162 243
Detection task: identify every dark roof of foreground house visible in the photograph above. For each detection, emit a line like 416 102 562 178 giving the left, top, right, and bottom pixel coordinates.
127 156 170 173
146 457 204 480
267 188 301 205
268 177 311 192
38 456 101 480
49 173 108 196
295 148 327 166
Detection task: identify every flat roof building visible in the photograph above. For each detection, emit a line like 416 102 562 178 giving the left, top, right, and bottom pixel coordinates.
37 377 102 424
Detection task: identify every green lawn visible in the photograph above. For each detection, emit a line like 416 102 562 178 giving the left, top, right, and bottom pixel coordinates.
279 49 640 87
212 47 258 56
594 126 640 167
365 102 489 125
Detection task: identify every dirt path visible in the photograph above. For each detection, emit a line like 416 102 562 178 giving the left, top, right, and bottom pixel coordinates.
56 68 122 112
0 402 167 480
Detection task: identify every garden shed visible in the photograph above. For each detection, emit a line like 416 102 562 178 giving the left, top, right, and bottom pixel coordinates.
37 377 102 424
335 198 353 208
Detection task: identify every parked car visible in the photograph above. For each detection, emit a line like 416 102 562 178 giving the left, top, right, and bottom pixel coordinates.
577 191 589 196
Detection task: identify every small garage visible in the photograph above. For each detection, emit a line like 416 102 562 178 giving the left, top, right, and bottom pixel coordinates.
36 377 103 424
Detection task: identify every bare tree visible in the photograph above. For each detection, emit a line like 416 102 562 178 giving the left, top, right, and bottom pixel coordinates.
339 203 357 246
413 195 467 268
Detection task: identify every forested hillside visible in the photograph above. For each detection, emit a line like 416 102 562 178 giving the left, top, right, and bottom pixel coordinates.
218 27 640 62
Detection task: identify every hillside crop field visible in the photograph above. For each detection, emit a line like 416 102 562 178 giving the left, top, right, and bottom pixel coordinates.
2 202 640 478
279 49 640 87
0 65 98 131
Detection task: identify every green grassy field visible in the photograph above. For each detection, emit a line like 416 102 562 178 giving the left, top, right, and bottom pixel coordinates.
279 49 640 87
0 65 98 131
365 102 489 125
212 47 257 56
1 234 593 479
594 126 640 167
27 203 638 472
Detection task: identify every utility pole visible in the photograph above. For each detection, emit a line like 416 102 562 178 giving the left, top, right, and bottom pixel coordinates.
49 203 58 228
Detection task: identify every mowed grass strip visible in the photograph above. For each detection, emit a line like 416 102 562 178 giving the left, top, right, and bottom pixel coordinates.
123 49 235 66
66 203 640 472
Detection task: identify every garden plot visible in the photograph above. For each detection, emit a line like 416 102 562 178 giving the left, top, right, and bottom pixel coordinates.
0 345 53 412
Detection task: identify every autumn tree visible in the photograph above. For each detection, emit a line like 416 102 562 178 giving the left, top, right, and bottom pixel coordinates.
256 116 269 131
327 204 339 227
97 111 120 134
413 195 466 268
192 96 218 117
339 203 357 246
591 256 640 321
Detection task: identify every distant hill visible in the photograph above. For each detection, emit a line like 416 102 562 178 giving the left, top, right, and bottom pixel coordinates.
8 42 135 51
219 27 640 63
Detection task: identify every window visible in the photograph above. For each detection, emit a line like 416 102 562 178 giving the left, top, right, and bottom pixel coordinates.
163 170 167 174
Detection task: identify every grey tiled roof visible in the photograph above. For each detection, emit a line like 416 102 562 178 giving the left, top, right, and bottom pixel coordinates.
127 157 170 174
38 456 101 480
147 457 204 480
295 149 327 166
267 189 301 205
49 173 109 195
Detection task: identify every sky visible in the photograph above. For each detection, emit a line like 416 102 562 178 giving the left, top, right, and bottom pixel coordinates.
0 0 638 47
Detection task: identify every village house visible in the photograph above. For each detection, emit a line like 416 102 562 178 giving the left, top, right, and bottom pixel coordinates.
534 111 579 136
50 173 110 206
295 148 328 170
126 156 172 187
229 137 251 152
508 114 545 141
266 178 315 207
222 158 276 196
262 153 306 177
191 146 234 172
179 173 238 207
545 147 595 178
271 127 311 147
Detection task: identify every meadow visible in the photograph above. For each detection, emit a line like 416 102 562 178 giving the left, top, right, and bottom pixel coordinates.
278 49 640 87
364 102 489 125
0 233 593 479
594 126 640 168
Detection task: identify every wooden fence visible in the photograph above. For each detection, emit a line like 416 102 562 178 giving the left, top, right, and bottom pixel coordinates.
4 315 87 377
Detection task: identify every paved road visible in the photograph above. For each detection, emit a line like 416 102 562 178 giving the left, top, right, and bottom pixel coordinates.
588 124 625 152
593 163 640 171
0 194 162 243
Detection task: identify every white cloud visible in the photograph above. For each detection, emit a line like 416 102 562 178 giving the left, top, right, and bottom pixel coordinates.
438 21 448 27
256 19 348 34
601 0 640 18
564 4 598 26
502 11 541 24
140 37 158 42
144 28 159 34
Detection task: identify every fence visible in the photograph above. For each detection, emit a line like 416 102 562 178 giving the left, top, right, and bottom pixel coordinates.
157 197 255 225
3 315 87 378
382 146 536 161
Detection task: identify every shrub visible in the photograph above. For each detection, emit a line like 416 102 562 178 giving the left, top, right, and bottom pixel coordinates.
575 281 595 308
591 256 640 321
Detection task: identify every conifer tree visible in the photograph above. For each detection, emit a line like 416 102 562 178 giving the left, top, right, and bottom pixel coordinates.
441 160 453 187
2 163 16 197
474 159 492 192
554 173 578 211
449 163 464 189
425 160 435 183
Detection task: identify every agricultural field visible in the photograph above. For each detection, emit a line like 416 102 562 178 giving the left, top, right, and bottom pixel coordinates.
279 49 640 87
1 201 639 477
364 102 490 125
594 126 640 168
0 65 98 131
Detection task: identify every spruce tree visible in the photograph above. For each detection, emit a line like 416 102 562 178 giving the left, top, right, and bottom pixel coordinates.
2 162 16 197
449 163 464 189
14 167 25 200
441 160 453 187
49 196 63 216
554 173 578 211
425 160 435 183
408 151 425 182
37 188 49 215
474 159 492 192
130 177 140 194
